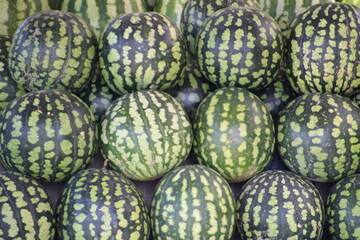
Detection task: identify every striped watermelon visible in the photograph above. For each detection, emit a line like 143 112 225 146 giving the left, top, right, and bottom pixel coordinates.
0 0 51 35
181 0 260 56
257 0 334 35
154 0 187 28
8 10 98 94
237 170 325 239
79 68 119 122
166 59 216 121
0 89 98 182
99 12 186 95
56 168 150 239
196 7 283 91
0 35 26 111
0 171 55 239
150 164 236 239
326 174 360 239
285 3 360 96
61 0 148 37
277 93 360 182
48 0 63 9
338 0 360 6
100 90 193 181
193 87 275 182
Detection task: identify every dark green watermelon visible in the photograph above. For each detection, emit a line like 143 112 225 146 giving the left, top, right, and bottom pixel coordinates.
236 170 325 239
0 35 26 112
0 89 98 182
79 68 119 122
193 87 275 182
277 93 360 182
56 168 150 239
100 90 193 181
0 171 55 239
154 0 187 28
285 3 360 96
166 59 216 121
150 164 236 239
181 0 260 56
326 174 360 239
99 12 186 95
196 7 283 91
8 10 98 94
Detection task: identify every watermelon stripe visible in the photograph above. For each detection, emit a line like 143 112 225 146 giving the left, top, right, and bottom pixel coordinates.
154 0 187 28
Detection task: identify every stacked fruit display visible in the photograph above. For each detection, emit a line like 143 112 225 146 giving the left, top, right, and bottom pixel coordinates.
0 0 360 239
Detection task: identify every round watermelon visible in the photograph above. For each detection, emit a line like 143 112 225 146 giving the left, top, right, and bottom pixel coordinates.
181 0 260 56
8 10 98 94
0 89 98 182
0 171 55 239
236 170 325 239
61 0 148 37
285 2 360 96
326 173 360 239
0 35 26 112
196 7 283 91
277 93 360 182
193 87 275 182
151 164 236 239
56 168 150 239
0 0 51 35
100 90 193 181
99 12 186 95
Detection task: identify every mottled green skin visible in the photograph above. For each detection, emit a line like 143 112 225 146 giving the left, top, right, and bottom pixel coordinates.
277 93 360 182
0 171 55 240
79 69 119 122
196 7 283 91
255 69 298 122
337 0 360 6
0 35 26 112
326 174 360 239
193 87 275 182
8 10 98 94
166 59 216 121
154 0 187 28
286 3 360 96
61 0 148 37
0 89 98 182
99 12 186 95
237 170 325 239
257 0 334 35
56 168 150 240
0 0 51 35
181 0 259 56
100 90 193 181
48 0 63 9
151 165 236 240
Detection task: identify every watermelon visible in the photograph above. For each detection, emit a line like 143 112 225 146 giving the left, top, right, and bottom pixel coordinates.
79 68 119 122
0 171 55 239
326 174 360 239
8 10 98 94
336 0 360 6
61 0 148 37
285 2 360 96
99 12 186 95
146 0 157 9
257 0 334 35
277 93 360 182
0 35 26 112
100 90 193 181
48 0 63 9
166 59 216 121
0 89 98 182
181 0 260 56
150 164 236 239
196 7 283 91
255 69 298 122
236 170 325 239
193 87 275 182
154 0 187 28
56 168 150 240
0 0 51 35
